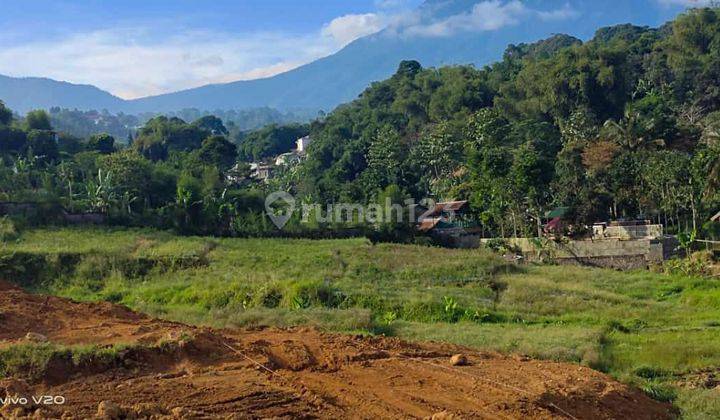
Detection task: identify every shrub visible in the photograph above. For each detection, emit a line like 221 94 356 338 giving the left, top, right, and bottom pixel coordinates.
0 216 18 241
641 382 677 403
664 252 715 277
634 365 671 379
284 279 343 309
74 254 114 284
256 285 283 308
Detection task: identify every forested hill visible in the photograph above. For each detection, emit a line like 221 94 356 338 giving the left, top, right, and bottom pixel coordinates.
296 8 720 236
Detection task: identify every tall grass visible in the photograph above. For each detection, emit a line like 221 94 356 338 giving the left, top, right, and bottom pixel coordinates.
2 227 720 417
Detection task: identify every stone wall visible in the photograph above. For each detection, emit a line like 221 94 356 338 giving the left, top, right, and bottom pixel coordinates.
480 236 677 270
598 224 664 240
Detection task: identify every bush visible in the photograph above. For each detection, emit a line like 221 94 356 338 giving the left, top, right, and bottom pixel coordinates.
0 216 18 241
641 382 677 403
664 252 715 277
634 365 671 379
257 285 283 308
284 279 344 309
483 238 521 254
74 254 114 284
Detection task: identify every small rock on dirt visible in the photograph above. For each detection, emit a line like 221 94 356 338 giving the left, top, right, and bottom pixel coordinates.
61 411 78 420
155 369 187 380
32 408 51 419
427 411 457 419
171 406 191 418
24 332 47 342
97 401 123 419
450 354 468 366
1 378 31 399
132 403 165 417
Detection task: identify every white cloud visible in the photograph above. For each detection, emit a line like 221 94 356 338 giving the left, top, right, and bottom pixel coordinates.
403 0 526 37
227 61 306 82
538 3 580 21
656 0 713 6
0 7 407 99
397 0 578 38
375 0 411 9
322 13 386 46
0 26 340 99
0 1 580 99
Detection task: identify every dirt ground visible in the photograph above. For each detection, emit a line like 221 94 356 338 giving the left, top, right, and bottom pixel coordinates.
0 281 673 419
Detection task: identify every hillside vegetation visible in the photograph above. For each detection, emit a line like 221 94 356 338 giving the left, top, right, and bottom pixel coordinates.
298 11 720 238
1 9 720 241
1 227 719 417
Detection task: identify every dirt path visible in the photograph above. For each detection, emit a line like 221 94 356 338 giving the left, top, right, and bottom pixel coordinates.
0 281 673 419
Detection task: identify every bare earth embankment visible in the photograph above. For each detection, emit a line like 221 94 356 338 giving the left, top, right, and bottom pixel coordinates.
0 280 672 419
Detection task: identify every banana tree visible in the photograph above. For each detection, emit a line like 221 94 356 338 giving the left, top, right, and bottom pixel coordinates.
85 169 116 214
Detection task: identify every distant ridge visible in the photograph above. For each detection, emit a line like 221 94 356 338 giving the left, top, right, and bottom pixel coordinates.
0 74 124 113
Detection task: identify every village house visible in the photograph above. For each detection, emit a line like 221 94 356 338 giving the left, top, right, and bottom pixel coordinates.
276 135 313 167
296 135 312 154
251 163 274 182
275 152 301 166
228 135 313 184
418 200 471 233
417 200 480 248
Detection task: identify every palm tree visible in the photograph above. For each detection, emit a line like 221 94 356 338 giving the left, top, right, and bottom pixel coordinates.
602 110 665 151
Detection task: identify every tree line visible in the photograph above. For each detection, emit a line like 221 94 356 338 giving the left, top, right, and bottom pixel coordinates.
0 8 719 239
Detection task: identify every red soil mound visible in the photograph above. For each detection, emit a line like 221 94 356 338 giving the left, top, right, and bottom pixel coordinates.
0 282 673 419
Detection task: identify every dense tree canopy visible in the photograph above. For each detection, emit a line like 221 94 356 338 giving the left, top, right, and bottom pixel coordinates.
198 135 237 170
25 110 52 131
293 8 720 236
237 124 309 161
133 116 212 161
87 133 115 154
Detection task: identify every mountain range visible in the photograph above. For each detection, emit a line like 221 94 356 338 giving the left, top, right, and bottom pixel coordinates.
0 0 690 115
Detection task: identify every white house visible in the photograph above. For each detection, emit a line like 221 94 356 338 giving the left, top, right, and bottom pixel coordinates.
296 135 312 154
275 152 301 166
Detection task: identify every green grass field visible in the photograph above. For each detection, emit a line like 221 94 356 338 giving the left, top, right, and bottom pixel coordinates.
1 227 719 418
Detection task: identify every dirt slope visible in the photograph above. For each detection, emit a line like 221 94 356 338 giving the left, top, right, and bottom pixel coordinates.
0 281 673 419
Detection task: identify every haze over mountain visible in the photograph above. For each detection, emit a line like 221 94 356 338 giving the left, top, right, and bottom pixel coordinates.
0 0 699 114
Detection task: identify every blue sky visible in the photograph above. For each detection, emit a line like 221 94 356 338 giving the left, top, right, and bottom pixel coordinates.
0 0 704 99
0 1 422 43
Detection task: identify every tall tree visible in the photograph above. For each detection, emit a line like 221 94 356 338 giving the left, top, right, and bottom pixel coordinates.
25 110 52 131
87 133 115 154
193 115 229 136
0 101 12 126
198 135 238 170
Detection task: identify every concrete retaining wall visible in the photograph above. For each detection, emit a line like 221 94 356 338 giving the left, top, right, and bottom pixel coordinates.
600 224 663 240
480 236 677 270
